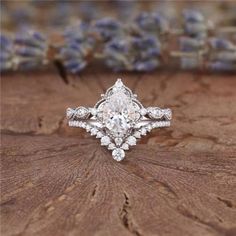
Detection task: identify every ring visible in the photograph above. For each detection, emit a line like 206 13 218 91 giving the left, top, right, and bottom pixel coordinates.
66 79 172 161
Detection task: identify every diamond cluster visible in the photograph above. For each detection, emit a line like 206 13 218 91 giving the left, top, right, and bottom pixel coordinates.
67 79 171 161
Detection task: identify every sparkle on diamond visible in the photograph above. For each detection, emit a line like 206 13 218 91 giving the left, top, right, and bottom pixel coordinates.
98 81 140 137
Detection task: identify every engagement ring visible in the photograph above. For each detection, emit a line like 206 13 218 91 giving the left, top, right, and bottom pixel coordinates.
67 79 172 161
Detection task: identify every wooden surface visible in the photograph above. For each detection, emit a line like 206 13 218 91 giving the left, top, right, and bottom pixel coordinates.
1 69 236 236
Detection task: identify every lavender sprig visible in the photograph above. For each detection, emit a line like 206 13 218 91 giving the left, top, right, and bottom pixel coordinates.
60 23 95 73
0 34 15 71
135 12 169 35
1 10 235 74
92 18 124 41
103 35 161 72
208 38 236 71
14 28 48 70
179 10 208 69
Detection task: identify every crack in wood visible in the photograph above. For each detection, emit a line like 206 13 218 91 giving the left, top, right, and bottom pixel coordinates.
37 116 43 129
217 197 233 208
176 205 236 236
0 198 16 207
54 60 68 85
91 184 98 199
119 192 142 236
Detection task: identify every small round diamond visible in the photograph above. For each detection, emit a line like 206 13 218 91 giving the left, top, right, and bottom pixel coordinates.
86 125 91 132
140 128 147 135
133 131 141 138
96 132 103 138
108 143 116 150
140 108 147 116
126 136 136 146
90 128 98 135
112 148 125 161
101 136 111 146
121 143 129 150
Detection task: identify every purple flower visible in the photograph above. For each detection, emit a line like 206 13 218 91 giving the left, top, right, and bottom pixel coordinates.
131 36 161 58
60 24 95 74
183 9 204 23
60 44 87 74
14 28 48 70
103 38 131 71
104 35 161 72
93 18 123 41
135 12 169 34
133 60 159 72
0 34 14 71
182 9 207 39
210 38 236 51
208 38 236 70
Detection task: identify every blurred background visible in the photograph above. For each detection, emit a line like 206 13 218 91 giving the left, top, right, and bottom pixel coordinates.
1 1 236 74
1 1 236 31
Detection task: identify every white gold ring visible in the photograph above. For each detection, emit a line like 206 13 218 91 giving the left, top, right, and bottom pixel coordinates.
66 79 172 161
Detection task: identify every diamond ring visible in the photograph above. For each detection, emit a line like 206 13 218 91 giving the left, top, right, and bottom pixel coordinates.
66 79 172 161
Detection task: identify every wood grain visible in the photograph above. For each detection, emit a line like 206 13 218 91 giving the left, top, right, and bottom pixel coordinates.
1 69 236 236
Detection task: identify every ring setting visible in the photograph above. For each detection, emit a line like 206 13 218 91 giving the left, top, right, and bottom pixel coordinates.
67 79 172 161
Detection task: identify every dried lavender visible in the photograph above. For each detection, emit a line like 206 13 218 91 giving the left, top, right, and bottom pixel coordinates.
0 34 14 71
59 23 95 73
135 12 169 36
1 10 235 74
208 38 236 71
14 28 48 70
178 9 209 69
92 18 124 41
103 35 161 72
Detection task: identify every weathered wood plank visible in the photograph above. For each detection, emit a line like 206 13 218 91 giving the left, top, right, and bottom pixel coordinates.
1 70 236 236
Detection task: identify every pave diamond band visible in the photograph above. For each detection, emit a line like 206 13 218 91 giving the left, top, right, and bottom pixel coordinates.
66 79 172 161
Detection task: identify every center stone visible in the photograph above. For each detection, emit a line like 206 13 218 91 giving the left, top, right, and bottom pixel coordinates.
101 90 137 136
